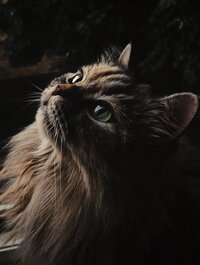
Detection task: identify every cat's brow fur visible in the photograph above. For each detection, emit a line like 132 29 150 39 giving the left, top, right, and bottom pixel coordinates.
0 46 200 265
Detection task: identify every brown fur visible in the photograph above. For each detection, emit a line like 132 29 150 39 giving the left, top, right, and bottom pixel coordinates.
0 46 199 265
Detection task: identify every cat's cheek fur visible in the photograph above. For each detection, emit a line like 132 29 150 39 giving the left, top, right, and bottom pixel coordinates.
36 107 49 142
36 94 66 149
40 85 58 106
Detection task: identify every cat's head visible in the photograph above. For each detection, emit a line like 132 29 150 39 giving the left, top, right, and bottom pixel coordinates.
36 44 198 165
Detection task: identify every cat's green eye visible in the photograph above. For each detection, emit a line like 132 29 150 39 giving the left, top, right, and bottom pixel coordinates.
93 105 112 123
69 74 83 84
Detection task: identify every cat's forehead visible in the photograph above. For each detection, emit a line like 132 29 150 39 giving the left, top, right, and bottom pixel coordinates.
83 62 121 76
60 61 132 93
81 62 131 88
65 62 122 81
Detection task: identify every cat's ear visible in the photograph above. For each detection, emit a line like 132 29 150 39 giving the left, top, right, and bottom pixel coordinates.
118 43 132 68
161 92 198 139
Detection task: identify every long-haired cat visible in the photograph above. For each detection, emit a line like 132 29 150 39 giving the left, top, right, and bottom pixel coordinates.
0 44 200 265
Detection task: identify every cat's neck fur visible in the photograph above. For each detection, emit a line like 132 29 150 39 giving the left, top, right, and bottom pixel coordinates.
2 121 197 265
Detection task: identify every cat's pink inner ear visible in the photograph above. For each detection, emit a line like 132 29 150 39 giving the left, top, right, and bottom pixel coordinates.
164 92 199 138
118 43 132 68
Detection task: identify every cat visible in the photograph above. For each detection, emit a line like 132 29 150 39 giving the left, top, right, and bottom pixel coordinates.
0 43 200 265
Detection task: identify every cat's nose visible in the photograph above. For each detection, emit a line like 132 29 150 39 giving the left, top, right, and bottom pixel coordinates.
52 85 65 97
52 84 72 98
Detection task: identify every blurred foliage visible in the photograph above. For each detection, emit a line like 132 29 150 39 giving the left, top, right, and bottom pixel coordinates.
0 0 200 93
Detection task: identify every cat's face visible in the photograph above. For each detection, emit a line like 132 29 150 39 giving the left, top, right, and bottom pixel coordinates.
36 44 198 165
36 46 139 163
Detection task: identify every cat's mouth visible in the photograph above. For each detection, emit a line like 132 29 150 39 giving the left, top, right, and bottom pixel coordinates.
40 85 64 106
37 86 68 146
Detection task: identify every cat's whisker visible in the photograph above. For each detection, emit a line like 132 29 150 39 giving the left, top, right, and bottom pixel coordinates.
60 112 68 139
18 93 42 109
23 99 41 104
50 109 65 213
46 121 55 135
27 91 42 96
59 134 64 213
52 117 59 210
56 133 64 213
26 93 41 100
30 83 43 92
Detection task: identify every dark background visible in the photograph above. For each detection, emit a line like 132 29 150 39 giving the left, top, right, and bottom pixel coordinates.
0 0 200 142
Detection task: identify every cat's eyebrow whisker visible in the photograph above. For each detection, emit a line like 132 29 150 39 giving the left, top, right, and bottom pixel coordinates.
30 83 43 92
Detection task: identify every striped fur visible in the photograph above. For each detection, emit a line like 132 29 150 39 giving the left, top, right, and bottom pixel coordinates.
0 45 199 265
